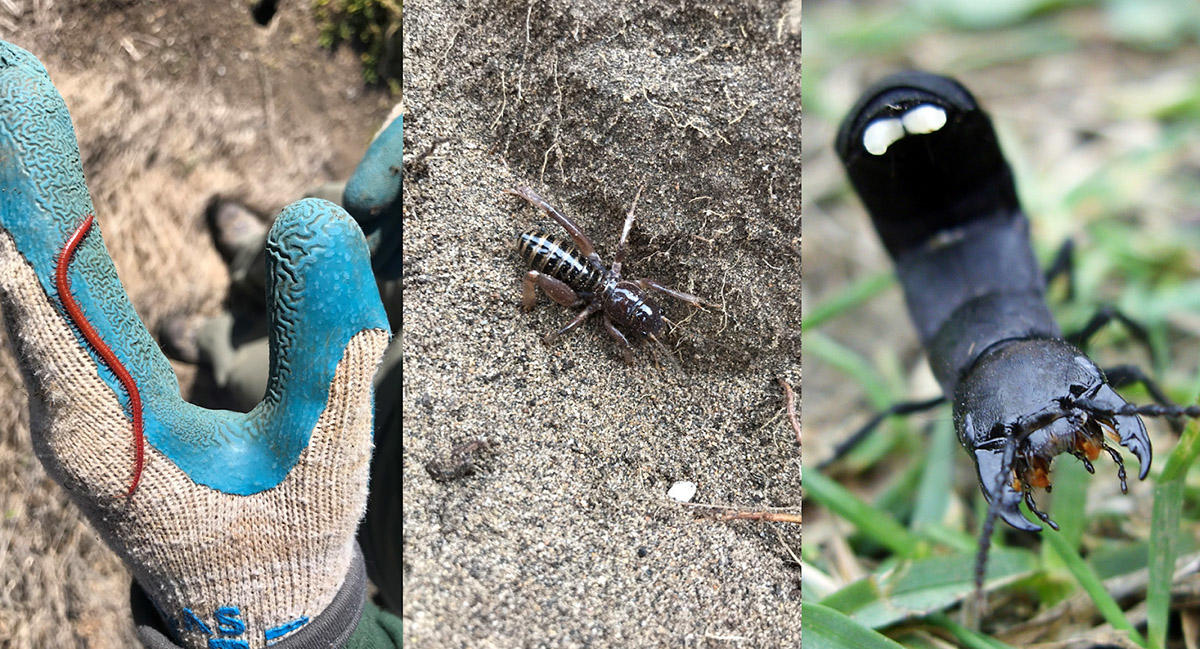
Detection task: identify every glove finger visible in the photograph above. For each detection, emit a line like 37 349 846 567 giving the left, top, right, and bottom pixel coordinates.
257 200 389 499
153 199 390 496
341 110 401 224
0 41 177 495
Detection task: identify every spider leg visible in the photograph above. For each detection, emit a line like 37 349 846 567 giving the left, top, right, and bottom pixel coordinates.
544 301 602 345
601 314 636 364
636 278 716 309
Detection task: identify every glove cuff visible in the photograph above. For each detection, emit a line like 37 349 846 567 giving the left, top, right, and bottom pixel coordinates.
131 544 368 649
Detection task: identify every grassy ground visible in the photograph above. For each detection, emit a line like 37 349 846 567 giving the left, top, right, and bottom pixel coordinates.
802 1 1200 647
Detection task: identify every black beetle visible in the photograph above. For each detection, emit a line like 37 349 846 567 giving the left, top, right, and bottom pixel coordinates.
829 72 1194 588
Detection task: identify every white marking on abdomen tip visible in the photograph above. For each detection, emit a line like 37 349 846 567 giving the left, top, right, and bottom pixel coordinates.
863 117 905 155
901 104 947 134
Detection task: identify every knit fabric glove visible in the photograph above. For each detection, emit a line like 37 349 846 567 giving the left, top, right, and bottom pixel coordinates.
0 41 389 649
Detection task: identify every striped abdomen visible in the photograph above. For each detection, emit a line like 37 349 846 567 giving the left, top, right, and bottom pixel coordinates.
518 229 605 295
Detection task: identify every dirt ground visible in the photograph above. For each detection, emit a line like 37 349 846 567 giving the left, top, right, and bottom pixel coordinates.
402 0 801 646
0 2 394 647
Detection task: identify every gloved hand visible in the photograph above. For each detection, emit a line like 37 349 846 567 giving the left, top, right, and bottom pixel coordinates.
343 103 401 225
0 41 389 649
343 104 402 282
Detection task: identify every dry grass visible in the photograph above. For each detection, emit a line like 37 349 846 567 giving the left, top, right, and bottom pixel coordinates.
0 2 393 646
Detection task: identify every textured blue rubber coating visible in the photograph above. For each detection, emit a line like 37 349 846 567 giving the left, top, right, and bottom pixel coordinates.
344 115 401 280
0 41 388 494
342 116 401 224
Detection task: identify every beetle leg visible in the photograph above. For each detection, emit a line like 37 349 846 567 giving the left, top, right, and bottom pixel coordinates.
1088 384 1152 480
611 185 644 277
524 270 583 311
636 278 716 309
602 315 636 364
543 301 602 345
506 187 605 270
1067 305 1158 371
817 395 947 470
1043 238 1075 300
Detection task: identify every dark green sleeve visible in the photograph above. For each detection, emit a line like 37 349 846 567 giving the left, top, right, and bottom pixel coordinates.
344 601 402 649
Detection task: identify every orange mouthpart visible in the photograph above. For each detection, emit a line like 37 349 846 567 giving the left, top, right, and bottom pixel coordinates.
1077 437 1102 462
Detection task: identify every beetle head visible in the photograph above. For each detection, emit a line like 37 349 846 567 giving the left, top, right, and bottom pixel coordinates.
956 338 1151 532
609 281 664 338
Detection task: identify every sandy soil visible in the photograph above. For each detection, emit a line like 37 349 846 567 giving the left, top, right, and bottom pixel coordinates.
0 2 394 647
402 0 801 646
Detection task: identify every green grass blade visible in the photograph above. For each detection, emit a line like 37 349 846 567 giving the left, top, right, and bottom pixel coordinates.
820 548 1037 629
911 523 976 554
803 602 907 649
924 612 1017 649
910 417 956 530
1042 529 1145 645
1147 478 1182 649
1042 458 1088 574
804 272 895 330
1159 418 1200 482
805 469 925 557
803 331 894 408
1147 418 1200 649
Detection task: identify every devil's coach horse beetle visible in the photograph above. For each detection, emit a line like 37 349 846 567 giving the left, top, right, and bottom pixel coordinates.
829 71 1200 591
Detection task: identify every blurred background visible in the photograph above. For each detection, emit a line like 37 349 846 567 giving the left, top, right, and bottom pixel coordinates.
803 0 1200 646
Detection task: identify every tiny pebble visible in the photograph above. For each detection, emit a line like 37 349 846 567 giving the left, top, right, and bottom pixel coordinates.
668 481 697 502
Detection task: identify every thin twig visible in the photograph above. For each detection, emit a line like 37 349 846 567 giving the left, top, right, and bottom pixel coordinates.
778 377 800 447
679 500 801 525
718 510 802 524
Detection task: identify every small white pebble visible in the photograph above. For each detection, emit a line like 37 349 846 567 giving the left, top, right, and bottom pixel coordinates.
668 481 697 503
862 117 905 155
901 104 947 135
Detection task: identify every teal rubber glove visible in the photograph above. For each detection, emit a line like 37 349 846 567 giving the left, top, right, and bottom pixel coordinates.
343 105 401 281
343 103 401 225
0 42 389 649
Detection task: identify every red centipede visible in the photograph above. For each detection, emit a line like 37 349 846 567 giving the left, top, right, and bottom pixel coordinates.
55 214 145 497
